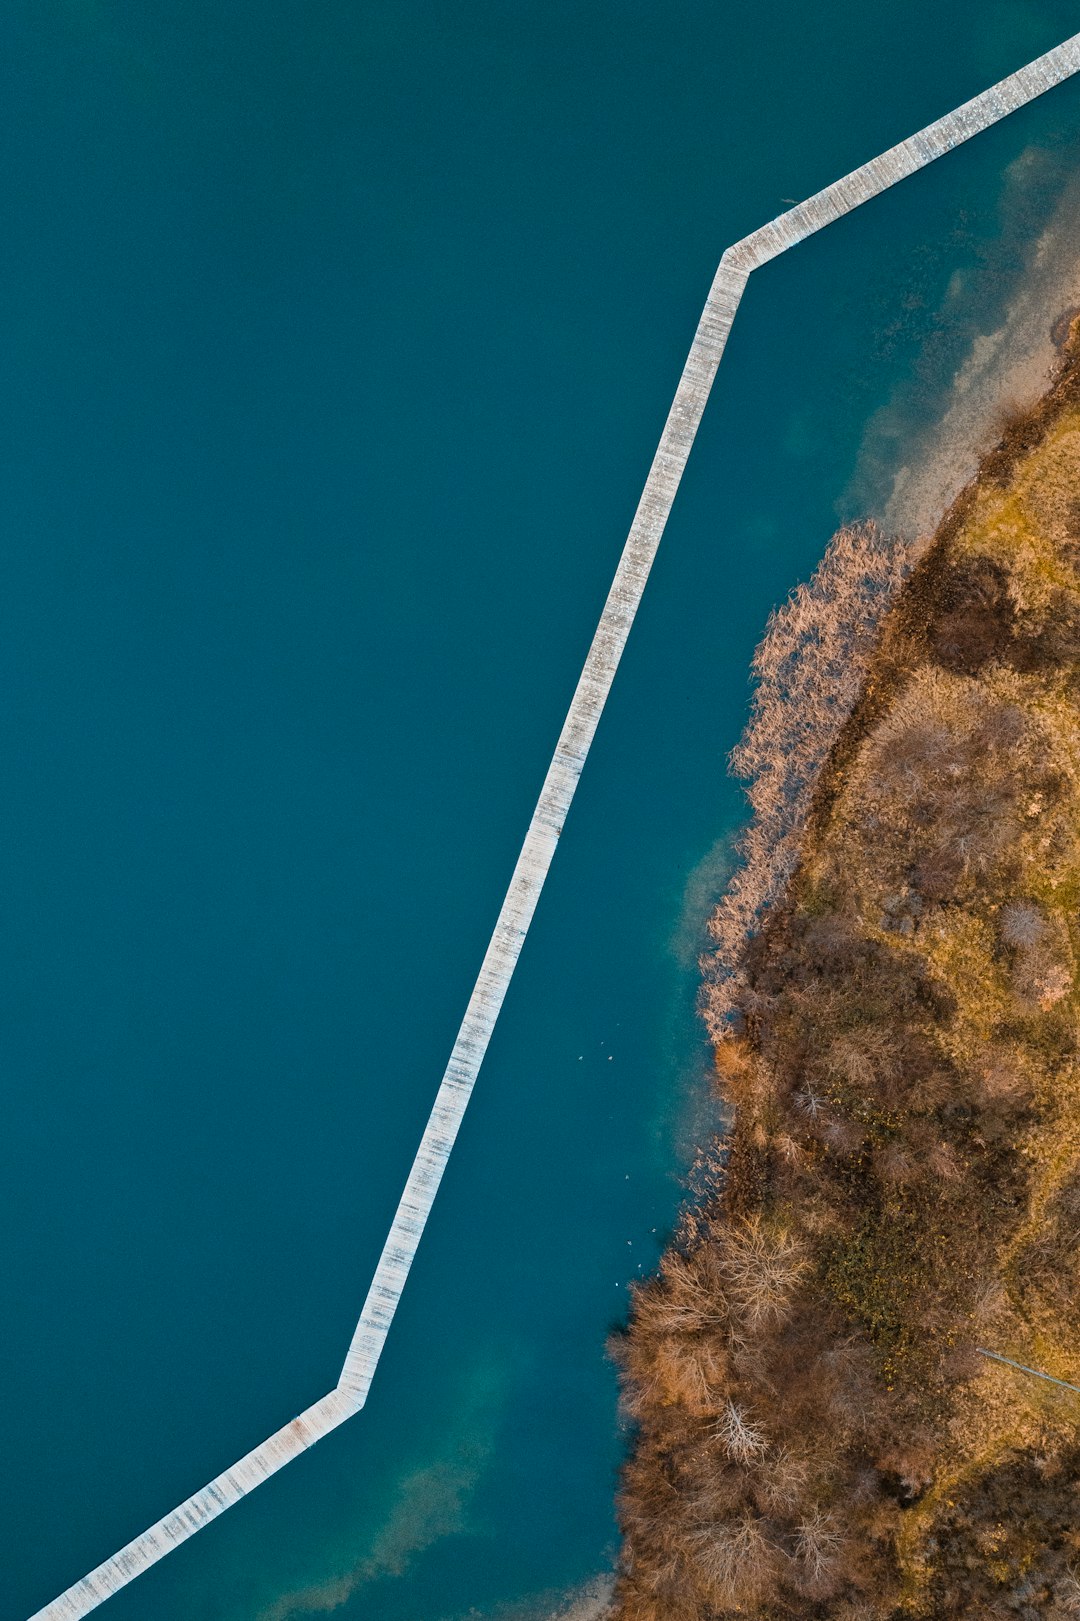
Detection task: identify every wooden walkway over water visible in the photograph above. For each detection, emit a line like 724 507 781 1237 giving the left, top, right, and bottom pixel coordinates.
29 31 1080 1619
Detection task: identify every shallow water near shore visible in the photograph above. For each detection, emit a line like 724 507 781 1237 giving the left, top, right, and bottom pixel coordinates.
5 5 1080 1619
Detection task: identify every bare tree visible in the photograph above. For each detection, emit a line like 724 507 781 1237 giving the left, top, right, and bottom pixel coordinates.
714 1398 768 1462
795 1508 844 1582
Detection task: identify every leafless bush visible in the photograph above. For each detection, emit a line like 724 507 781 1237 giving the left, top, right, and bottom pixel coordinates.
926 1140 962 1182
775 1131 804 1166
651 1246 727 1332
794 1508 844 1582
757 1444 812 1511
718 1215 808 1329
796 1084 826 1120
1054 1566 1080 1616
646 1339 727 1415
823 1117 867 1156
864 687 1025 879
976 1055 1032 1106
1000 900 1047 948
687 1514 776 1608
714 1398 768 1462
929 553 1018 677
1012 942 1073 1010
833 1602 886 1621
827 1027 896 1093
854 672 1075 911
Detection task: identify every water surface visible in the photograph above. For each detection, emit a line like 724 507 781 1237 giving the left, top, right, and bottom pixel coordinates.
5 4 1080 1617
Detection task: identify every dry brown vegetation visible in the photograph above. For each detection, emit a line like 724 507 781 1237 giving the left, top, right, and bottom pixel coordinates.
612 323 1080 1619
702 520 916 1045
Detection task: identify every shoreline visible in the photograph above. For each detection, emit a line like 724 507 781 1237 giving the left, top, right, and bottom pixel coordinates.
612 320 1080 1618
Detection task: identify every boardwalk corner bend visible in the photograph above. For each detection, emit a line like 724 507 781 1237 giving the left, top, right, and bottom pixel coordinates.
29 29 1080 1621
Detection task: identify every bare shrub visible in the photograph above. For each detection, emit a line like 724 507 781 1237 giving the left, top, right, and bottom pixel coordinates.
971 1276 1007 1322
874 1142 915 1187
794 1508 844 1584
823 1116 867 1156
926 1140 962 1182
875 1438 935 1501
827 1027 896 1094
882 715 958 796
940 1341 986 1384
928 554 1013 674
775 1132 804 1166
858 675 1032 892
717 1215 808 1329
1012 942 1073 1010
1054 1567 1080 1616
646 1339 727 1416
652 1246 726 1333
757 1444 812 1512
976 1056 1032 1106
795 1084 826 1121
714 1398 768 1462
911 844 964 900
687 1514 776 1608
1000 899 1047 948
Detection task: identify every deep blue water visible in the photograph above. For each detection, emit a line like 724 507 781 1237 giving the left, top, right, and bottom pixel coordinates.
5 5 1080 1618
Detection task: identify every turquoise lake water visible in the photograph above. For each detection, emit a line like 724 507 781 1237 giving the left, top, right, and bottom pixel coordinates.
6 5 1080 1618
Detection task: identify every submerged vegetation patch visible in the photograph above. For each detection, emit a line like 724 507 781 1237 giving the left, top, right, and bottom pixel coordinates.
612 322 1080 1619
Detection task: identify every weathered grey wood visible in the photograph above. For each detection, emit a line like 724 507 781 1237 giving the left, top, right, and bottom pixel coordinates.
28 29 1080 1619
29 1391 358 1621
736 38 1080 269
337 248 749 1405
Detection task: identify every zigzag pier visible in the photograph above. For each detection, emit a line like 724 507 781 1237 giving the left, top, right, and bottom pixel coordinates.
29 30 1080 1619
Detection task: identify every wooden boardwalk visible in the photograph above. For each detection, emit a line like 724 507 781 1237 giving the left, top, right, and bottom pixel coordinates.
29 30 1080 1619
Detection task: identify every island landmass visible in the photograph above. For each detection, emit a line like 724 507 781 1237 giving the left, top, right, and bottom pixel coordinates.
613 320 1080 1620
